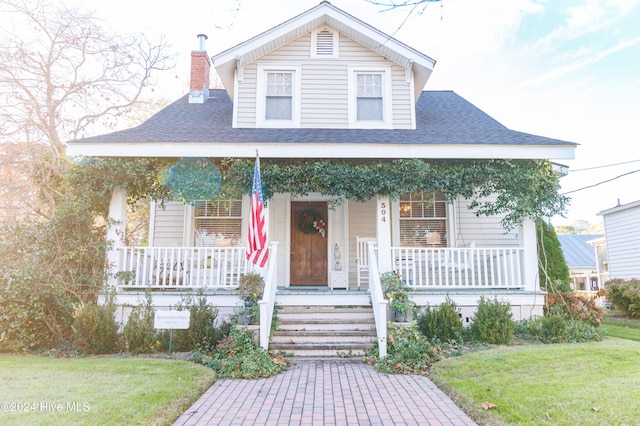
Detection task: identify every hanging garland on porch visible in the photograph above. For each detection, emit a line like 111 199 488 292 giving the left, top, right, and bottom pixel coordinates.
222 158 569 231
295 207 326 237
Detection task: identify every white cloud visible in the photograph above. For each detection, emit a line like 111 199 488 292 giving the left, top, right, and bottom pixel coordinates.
520 36 640 86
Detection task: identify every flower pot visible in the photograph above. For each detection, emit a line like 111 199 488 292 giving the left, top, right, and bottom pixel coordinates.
244 300 257 308
241 310 258 325
391 308 408 323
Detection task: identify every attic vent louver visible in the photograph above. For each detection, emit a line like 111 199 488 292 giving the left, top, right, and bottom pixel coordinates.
316 30 334 55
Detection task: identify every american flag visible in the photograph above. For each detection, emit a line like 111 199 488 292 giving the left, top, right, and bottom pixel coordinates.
246 154 268 267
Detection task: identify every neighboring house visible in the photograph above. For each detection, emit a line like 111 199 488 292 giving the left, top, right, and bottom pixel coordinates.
67 2 576 355
598 200 640 282
557 234 604 293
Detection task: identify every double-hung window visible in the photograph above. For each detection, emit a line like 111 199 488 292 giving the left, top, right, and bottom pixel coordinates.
266 72 292 120
348 66 392 128
257 65 300 127
194 199 243 247
399 191 448 247
356 73 383 121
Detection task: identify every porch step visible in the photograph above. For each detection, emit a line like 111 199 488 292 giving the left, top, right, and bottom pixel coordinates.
270 305 376 358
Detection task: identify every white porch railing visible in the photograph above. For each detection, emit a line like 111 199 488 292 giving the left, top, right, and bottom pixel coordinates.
390 246 525 289
113 246 252 289
367 242 388 358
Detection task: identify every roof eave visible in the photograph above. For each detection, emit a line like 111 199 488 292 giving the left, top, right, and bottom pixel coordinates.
66 141 575 160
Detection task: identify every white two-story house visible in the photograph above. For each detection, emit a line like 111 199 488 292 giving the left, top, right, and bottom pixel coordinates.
67 2 576 356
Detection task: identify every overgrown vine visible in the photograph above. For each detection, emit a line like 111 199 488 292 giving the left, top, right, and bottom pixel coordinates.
223 158 568 230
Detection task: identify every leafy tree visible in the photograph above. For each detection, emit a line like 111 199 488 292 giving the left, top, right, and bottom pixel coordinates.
0 0 171 220
554 225 576 235
537 218 571 292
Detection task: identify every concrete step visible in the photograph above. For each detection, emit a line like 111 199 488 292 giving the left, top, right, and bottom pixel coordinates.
276 306 374 321
276 319 375 331
271 342 373 357
271 329 376 344
286 356 365 364
270 304 376 357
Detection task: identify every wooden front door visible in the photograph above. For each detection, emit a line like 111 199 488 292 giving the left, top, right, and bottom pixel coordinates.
290 201 328 286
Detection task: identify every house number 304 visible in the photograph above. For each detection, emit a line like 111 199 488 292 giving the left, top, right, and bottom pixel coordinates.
379 202 387 222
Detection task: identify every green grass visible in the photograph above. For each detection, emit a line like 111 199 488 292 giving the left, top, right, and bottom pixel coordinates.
0 355 215 425
601 316 640 341
430 339 640 425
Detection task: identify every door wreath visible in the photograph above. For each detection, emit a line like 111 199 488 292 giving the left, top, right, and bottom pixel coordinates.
295 207 326 238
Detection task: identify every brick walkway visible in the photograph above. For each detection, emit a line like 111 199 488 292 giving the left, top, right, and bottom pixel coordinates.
174 362 476 425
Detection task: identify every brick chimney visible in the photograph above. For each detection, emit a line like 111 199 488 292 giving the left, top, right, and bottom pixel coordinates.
189 34 211 104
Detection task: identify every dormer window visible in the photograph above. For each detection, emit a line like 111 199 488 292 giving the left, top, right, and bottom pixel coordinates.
256 65 301 128
311 28 339 58
348 66 392 129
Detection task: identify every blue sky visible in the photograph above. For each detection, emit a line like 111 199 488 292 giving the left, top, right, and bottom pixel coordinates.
83 0 640 226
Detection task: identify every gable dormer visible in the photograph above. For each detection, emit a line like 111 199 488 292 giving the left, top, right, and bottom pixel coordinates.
212 1 436 130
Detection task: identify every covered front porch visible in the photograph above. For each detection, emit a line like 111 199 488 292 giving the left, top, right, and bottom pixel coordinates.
105 186 542 357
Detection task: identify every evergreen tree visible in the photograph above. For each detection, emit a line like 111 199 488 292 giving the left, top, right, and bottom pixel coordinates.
537 218 571 292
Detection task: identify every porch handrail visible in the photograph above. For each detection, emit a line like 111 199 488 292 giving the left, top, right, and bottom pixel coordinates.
260 242 279 351
367 241 388 358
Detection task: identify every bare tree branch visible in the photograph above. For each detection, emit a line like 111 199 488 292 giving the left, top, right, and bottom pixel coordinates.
0 0 174 220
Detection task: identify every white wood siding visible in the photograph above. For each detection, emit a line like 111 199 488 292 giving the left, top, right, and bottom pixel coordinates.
235 32 413 129
603 207 640 279
152 202 187 247
453 197 519 247
348 199 377 282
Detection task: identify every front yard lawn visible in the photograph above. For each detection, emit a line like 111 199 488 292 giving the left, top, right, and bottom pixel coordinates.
0 355 215 425
429 338 640 425
601 316 640 342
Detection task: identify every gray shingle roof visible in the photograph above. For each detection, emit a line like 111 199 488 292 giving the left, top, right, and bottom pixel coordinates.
71 90 577 147
558 234 603 268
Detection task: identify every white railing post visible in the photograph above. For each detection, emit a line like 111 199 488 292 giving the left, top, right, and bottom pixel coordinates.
367 242 387 358
260 242 279 351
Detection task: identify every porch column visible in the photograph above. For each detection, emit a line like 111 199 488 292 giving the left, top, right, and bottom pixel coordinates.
106 188 127 286
376 195 392 273
521 218 538 292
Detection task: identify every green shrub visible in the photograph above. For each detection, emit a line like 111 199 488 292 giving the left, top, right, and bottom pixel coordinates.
607 279 640 317
366 323 443 374
540 313 568 343
193 328 287 379
416 298 463 343
0 272 75 352
72 291 120 354
470 296 515 345
564 319 602 343
123 290 161 354
517 312 603 344
170 290 225 352
515 317 542 340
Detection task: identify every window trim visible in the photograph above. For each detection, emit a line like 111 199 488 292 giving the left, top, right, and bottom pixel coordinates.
256 65 301 128
347 65 392 129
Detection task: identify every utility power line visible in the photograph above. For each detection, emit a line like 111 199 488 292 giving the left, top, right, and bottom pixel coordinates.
562 169 640 195
570 158 640 172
